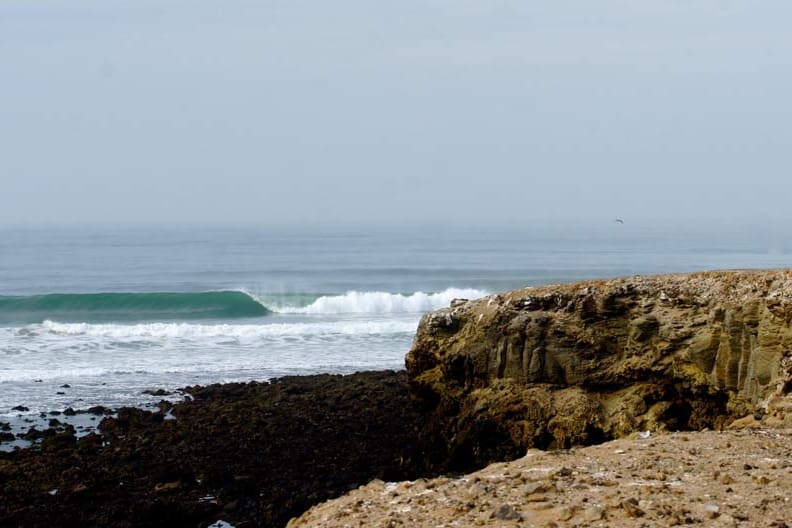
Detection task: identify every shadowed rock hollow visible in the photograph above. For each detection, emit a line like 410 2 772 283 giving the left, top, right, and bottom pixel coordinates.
406 270 792 470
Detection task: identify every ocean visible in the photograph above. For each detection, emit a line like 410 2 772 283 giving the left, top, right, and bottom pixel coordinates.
1 224 790 425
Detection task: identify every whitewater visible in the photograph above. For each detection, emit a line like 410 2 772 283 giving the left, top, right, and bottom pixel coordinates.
0 287 486 417
1 225 791 425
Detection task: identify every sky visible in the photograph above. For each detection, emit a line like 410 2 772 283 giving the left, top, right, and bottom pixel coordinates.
1 0 790 228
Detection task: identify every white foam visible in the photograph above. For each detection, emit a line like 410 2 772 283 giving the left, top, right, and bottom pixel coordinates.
39 319 418 339
208 521 236 528
274 288 487 314
0 367 114 383
0 289 488 412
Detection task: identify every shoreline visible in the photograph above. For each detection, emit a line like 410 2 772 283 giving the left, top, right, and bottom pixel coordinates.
5 270 792 526
4 370 791 527
0 370 434 527
1 389 184 452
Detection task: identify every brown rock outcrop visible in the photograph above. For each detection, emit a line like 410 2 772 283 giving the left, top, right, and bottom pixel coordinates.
406 270 792 470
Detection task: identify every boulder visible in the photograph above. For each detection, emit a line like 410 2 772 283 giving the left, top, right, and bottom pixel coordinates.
406 270 792 470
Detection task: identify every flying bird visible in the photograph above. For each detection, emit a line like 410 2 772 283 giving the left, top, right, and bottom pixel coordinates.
614 218 625 224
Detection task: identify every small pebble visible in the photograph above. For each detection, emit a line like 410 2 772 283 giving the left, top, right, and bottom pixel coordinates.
491 505 521 521
704 503 720 519
621 498 645 518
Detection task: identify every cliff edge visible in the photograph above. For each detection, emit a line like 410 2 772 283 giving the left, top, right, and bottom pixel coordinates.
406 270 792 470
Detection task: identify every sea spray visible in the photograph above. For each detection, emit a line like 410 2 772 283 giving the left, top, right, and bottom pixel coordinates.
272 288 487 314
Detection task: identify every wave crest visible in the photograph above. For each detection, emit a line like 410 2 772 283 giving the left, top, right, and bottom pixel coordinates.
0 288 489 322
273 288 487 314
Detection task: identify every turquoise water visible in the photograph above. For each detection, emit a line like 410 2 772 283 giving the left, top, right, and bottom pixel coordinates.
1 224 790 418
0 291 269 324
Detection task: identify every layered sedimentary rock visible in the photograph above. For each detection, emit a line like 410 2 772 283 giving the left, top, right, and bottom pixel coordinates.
406 270 792 470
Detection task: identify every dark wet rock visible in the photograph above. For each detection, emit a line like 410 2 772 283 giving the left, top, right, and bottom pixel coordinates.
19 427 55 442
142 389 173 396
11 406 29 412
0 422 10 432
41 429 76 452
60 384 71 389
62 408 76 416
0 432 15 443
99 408 162 440
82 406 111 416
0 371 431 528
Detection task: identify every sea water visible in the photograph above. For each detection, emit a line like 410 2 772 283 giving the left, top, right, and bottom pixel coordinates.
1 224 790 422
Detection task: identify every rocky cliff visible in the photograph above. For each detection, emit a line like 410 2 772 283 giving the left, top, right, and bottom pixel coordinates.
406 270 792 470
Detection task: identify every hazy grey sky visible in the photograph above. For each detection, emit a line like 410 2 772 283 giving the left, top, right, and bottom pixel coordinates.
1 0 790 227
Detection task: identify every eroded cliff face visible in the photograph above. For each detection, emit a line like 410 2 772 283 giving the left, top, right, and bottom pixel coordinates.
406 270 792 470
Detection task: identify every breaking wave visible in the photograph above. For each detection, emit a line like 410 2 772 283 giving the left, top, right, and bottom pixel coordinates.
0 288 488 323
271 288 487 314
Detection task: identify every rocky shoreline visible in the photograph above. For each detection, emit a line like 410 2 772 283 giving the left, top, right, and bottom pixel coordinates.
0 371 437 527
4 270 792 527
3 374 790 528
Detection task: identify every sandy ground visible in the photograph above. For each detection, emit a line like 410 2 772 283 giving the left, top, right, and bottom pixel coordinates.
289 428 792 528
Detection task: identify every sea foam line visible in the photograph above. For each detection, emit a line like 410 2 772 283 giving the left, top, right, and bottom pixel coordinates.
38 319 419 339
